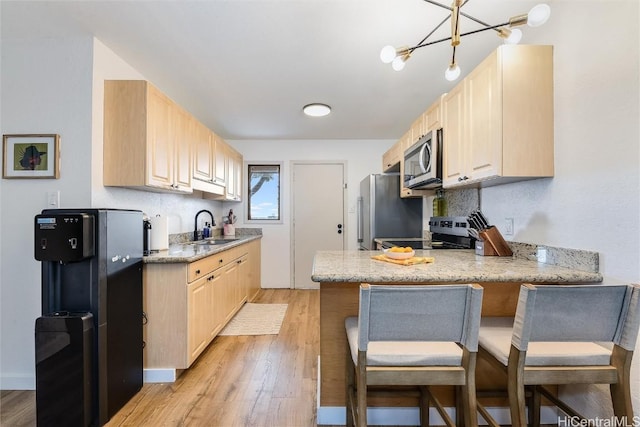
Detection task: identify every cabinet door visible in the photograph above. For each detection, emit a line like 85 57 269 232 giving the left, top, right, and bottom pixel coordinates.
225 147 242 201
410 113 426 145
193 121 213 182
234 152 243 201
442 82 467 186
187 276 211 363
221 262 238 323
146 86 175 189
174 107 193 191
425 95 443 133
236 255 249 305
208 272 225 338
213 134 227 186
466 51 502 181
246 241 261 302
382 142 401 172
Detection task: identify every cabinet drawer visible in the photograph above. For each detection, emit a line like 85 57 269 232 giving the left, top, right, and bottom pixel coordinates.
188 254 224 282
187 246 249 283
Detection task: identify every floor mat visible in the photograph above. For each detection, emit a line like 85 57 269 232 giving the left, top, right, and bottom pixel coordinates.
218 303 288 336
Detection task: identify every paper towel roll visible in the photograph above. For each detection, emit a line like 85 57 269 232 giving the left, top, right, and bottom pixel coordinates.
150 215 168 250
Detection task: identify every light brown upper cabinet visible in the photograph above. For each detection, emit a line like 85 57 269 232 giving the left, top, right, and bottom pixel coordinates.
382 143 401 172
442 45 554 188
225 145 243 202
104 80 193 193
193 120 214 182
425 94 445 134
213 134 227 187
192 123 226 197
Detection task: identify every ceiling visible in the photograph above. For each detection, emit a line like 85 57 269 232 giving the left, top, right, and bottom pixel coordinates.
1 0 551 140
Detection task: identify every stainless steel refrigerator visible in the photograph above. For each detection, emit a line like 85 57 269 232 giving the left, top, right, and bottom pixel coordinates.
357 173 423 250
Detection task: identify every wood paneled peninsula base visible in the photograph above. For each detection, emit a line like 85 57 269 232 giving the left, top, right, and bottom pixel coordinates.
311 249 602 425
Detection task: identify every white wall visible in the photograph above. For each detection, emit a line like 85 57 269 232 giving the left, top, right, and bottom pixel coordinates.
1 37 94 389
228 139 393 288
0 37 224 389
479 1 640 415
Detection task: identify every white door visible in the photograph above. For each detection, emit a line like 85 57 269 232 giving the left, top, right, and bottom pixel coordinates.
292 162 345 289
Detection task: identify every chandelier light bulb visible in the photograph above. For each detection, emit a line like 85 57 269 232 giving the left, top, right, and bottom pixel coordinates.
527 4 551 27
504 28 522 44
392 56 407 71
380 45 397 64
445 64 461 81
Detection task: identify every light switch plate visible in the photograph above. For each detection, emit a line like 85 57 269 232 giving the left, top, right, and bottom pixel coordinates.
504 218 514 235
47 190 60 208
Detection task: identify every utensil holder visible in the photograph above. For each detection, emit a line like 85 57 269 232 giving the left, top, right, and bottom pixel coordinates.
223 224 235 236
478 226 513 257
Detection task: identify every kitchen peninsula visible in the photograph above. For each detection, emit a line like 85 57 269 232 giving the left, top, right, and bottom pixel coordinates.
311 248 603 420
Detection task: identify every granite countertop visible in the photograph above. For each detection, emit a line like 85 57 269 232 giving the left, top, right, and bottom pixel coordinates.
311 250 603 284
144 235 262 264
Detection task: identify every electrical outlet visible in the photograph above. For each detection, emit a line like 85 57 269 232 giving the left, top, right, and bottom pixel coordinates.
504 218 514 235
537 247 547 263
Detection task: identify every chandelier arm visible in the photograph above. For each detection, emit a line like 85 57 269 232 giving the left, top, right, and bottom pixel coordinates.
411 21 510 50
424 0 504 34
422 0 470 13
410 14 451 54
459 11 502 33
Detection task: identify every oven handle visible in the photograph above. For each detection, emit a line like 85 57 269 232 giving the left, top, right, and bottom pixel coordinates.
356 196 363 243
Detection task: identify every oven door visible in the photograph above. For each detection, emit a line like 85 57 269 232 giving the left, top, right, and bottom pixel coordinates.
403 130 441 189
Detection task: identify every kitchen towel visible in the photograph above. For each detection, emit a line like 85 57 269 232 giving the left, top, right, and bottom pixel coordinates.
371 254 435 266
150 215 169 250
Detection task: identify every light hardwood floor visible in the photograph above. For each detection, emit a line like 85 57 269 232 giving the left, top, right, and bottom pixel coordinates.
1 289 320 427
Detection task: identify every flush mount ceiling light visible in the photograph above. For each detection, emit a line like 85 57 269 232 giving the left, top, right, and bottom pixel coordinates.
380 1 551 81
303 103 331 117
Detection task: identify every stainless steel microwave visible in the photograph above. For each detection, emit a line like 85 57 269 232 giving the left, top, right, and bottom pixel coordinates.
403 129 442 189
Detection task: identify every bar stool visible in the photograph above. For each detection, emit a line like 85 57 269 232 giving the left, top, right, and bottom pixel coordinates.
477 283 640 426
345 283 484 427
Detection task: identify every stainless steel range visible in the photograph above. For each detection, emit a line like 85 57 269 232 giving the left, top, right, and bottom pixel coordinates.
378 216 476 250
428 216 476 249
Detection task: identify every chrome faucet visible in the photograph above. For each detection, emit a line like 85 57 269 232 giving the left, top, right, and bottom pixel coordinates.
194 209 215 241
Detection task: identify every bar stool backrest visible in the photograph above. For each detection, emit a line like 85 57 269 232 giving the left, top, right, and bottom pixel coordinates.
357 284 484 353
512 284 640 352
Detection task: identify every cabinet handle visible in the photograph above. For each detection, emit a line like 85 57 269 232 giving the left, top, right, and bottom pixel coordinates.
195 269 201 275
219 259 223 263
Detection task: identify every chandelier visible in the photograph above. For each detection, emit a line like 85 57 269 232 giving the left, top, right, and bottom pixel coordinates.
380 1 551 81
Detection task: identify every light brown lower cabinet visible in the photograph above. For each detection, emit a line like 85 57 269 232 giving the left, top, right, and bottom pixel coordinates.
144 240 261 370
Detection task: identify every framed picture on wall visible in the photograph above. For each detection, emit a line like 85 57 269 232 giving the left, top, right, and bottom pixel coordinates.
2 134 60 179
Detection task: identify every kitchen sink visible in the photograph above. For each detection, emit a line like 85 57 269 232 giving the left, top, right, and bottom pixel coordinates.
193 238 238 246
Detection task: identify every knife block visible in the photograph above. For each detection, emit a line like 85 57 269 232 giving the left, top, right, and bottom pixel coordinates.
475 239 497 256
478 226 513 257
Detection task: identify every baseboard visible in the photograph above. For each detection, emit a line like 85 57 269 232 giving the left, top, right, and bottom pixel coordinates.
0 373 35 390
316 405 559 425
315 355 559 425
143 368 178 383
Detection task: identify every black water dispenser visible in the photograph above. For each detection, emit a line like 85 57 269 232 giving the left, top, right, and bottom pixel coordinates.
34 209 143 426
